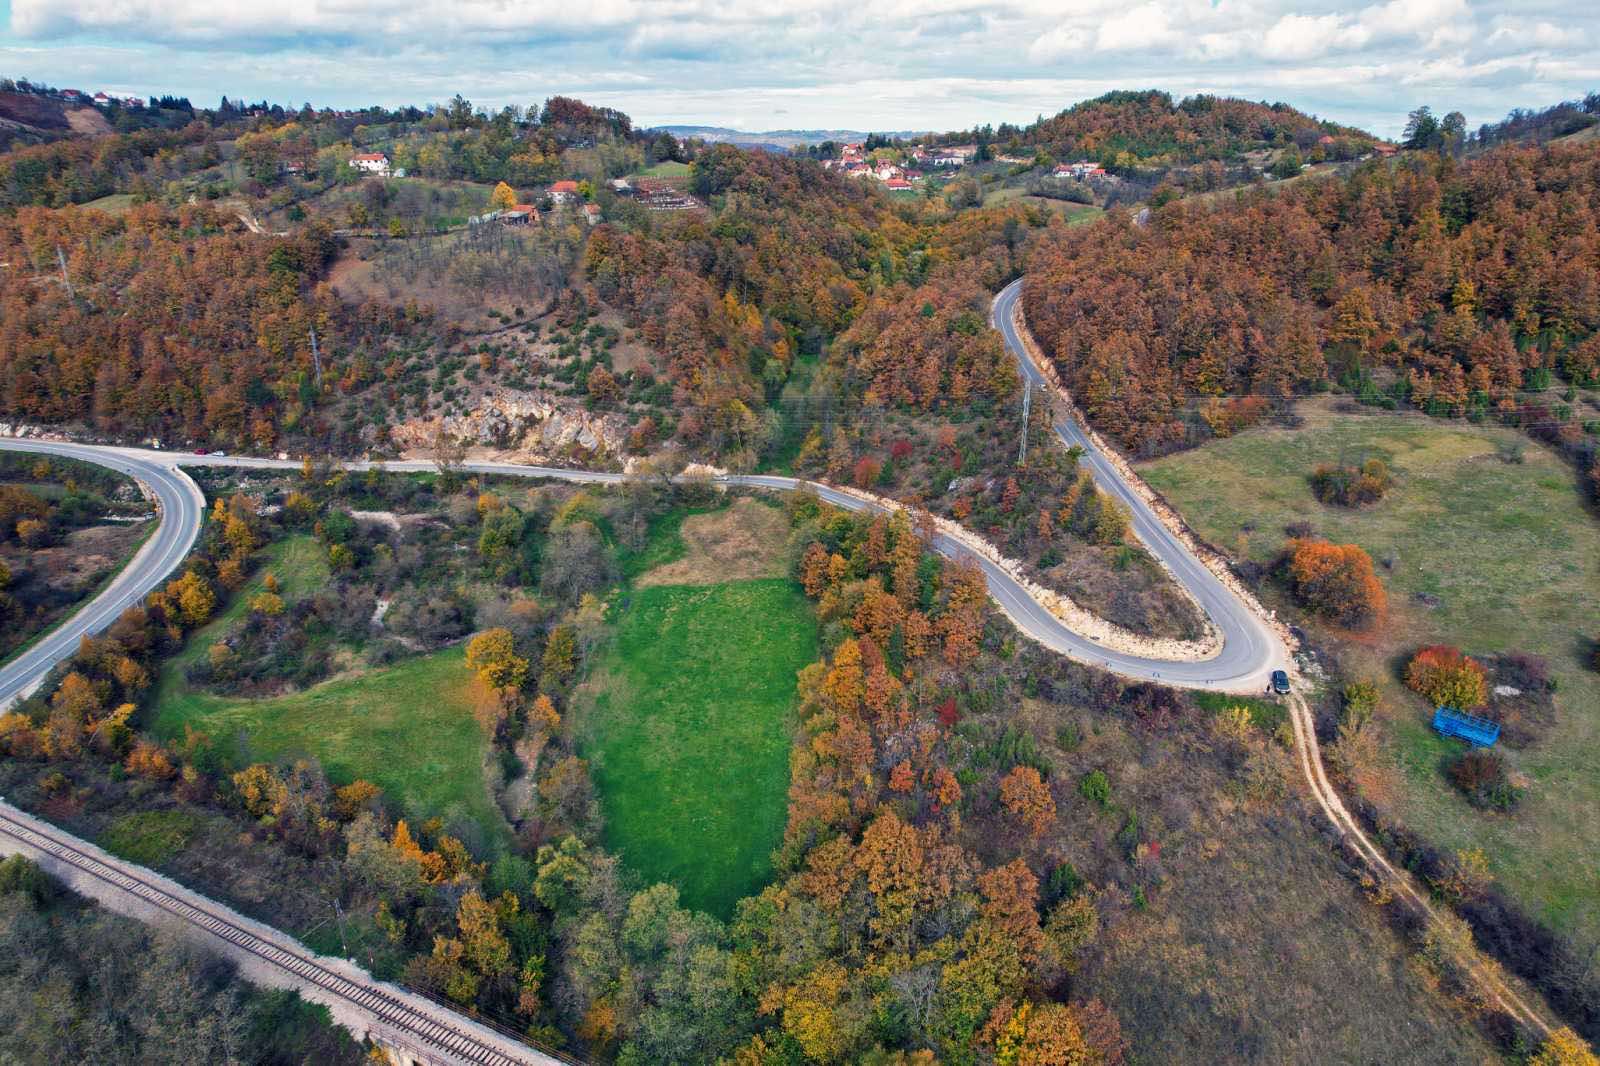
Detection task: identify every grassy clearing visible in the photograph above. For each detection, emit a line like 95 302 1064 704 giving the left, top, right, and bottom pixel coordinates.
150 534 506 843
980 186 1104 224
1140 396 1600 937
611 506 700 582
170 534 329 675
633 160 692 179
575 577 816 918
79 192 137 215
153 646 507 845
100 810 199 865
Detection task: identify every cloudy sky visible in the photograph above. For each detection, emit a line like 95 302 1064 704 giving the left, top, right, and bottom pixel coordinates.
2 0 1596 136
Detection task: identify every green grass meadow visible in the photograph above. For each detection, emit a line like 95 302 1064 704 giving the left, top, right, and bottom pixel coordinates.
575 578 816 918
1140 397 1600 937
150 535 507 844
632 160 692 180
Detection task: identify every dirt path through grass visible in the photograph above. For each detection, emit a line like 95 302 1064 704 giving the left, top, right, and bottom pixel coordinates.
1141 397 1600 941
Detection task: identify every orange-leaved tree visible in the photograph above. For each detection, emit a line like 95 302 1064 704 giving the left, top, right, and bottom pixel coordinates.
999 765 1056 838
1286 538 1385 629
1405 645 1488 709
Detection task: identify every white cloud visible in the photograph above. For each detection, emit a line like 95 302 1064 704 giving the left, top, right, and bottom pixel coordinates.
1487 17 1581 49
1262 13 1371 59
4 1 1598 138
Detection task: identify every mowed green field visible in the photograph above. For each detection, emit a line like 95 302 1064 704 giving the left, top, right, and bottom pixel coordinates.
150 535 507 843
632 160 692 179
1140 397 1600 936
576 578 816 918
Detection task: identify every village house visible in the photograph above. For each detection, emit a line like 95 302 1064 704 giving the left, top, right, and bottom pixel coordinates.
550 179 580 203
92 92 112 107
349 152 391 176
1054 161 1106 181
884 178 914 193
582 203 602 226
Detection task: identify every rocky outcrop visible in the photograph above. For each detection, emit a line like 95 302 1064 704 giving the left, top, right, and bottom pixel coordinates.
389 390 627 459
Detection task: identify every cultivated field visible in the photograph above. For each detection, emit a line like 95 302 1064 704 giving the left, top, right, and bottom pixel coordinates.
1140 397 1600 939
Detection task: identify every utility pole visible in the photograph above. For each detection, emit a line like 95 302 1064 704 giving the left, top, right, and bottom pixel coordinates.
308 325 323 391
1018 382 1032 465
55 245 74 300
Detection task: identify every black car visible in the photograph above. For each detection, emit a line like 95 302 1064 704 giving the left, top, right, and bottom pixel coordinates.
1270 670 1291 695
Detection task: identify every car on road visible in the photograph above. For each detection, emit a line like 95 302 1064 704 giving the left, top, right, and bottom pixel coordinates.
1270 669 1291 695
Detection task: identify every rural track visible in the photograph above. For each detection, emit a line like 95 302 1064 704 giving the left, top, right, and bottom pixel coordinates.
0 276 1557 1044
990 279 1554 1038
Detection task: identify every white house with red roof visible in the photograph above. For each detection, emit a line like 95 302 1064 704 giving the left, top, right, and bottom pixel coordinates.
349 152 391 176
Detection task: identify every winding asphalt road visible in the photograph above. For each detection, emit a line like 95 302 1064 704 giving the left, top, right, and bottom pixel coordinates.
992 278 1283 687
0 439 205 709
0 277 1283 708
0 284 1550 1036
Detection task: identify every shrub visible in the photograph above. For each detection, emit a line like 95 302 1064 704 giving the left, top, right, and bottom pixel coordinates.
1446 749 1523 811
851 456 883 490
1285 538 1386 629
1405 645 1488 709
1309 458 1392 506
1530 1028 1600 1066
1078 769 1110 807
0 855 55 907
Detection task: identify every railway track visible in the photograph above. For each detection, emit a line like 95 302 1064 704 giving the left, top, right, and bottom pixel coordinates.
0 802 563 1066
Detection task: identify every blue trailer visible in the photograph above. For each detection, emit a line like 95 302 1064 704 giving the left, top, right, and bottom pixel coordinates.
1432 706 1500 747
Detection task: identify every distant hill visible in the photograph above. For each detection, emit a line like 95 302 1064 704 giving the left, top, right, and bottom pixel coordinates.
1010 90 1378 166
652 125 931 149
1474 93 1600 148
0 91 112 150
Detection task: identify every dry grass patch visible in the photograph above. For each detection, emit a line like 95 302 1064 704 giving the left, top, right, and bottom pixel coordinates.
636 496 790 587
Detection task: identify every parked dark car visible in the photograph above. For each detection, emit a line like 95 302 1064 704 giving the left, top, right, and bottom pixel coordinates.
1270 670 1291 695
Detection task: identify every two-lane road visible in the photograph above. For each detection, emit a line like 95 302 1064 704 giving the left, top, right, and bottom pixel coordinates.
992 278 1284 689
0 439 205 709
1 282 1283 708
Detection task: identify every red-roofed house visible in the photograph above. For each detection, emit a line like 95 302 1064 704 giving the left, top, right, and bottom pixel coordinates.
550 179 580 203
582 203 602 226
884 178 913 193
349 152 390 176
